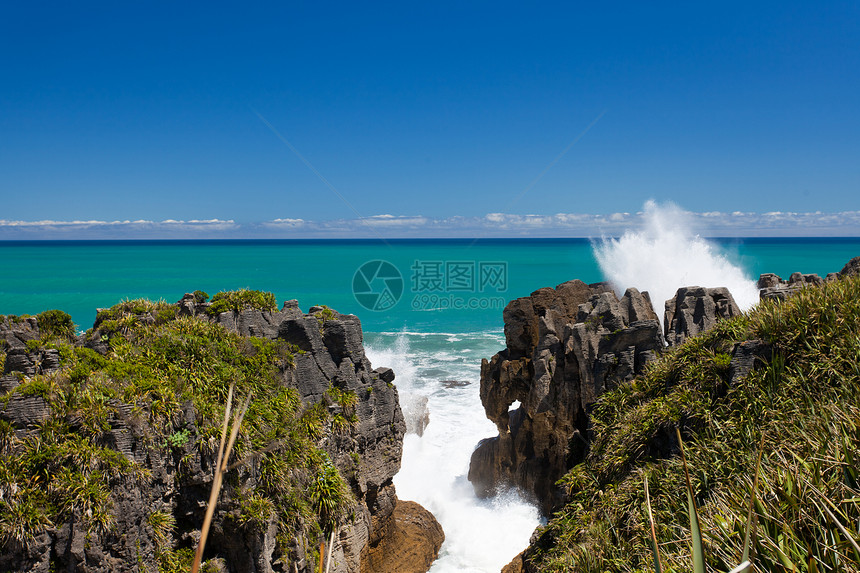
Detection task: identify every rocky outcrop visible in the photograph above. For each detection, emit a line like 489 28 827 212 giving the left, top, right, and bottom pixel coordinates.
0 296 442 573
469 278 756 515
757 257 860 301
480 257 860 570
359 500 445 573
664 286 741 346
468 280 664 514
839 256 860 277
758 272 825 300
1 315 63 391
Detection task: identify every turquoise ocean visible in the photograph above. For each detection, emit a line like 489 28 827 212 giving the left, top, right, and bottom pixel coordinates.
2 238 859 333
2 236 859 573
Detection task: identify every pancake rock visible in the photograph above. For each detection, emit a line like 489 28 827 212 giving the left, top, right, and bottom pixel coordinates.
664 286 742 347
468 280 663 514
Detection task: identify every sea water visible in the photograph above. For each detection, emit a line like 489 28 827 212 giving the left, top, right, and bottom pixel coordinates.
364 331 540 573
1 227 859 572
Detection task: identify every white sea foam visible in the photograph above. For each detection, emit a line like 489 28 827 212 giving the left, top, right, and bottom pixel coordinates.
366 332 541 573
594 200 760 320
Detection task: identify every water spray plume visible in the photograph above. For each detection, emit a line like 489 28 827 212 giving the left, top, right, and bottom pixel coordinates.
594 201 759 323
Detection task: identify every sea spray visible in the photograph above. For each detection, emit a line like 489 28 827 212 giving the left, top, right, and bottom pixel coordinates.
594 201 760 319
365 331 542 573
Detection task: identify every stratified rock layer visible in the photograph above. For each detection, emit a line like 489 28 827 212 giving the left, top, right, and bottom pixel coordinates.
664 286 741 346
469 279 750 515
758 272 826 301
468 280 664 514
840 256 860 277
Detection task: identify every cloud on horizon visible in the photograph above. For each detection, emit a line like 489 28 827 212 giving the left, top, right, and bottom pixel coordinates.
1 211 859 239
0 219 238 239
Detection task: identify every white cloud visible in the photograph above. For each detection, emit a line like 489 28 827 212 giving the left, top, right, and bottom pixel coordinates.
0 218 238 238
1 211 859 239
263 218 306 228
362 215 429 227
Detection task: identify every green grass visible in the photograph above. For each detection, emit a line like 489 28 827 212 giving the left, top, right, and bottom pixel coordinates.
527 276 860 572
0 296 354 569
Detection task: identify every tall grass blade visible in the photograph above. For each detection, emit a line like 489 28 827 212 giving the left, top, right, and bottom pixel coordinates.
676 427 705 573
742 434 766 565
644 475 663 573
813 492 860 560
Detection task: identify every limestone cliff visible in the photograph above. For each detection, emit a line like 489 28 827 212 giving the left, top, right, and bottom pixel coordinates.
467 280 664 514
0 293 442 573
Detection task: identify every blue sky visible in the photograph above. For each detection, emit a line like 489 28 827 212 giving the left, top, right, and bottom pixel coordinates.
1 1 858 238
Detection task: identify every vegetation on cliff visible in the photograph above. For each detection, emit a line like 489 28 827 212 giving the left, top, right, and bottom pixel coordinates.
0 290 355 572
526 276 860 571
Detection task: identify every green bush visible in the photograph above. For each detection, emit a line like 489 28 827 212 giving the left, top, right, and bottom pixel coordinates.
94 298 176 336
166 428 191 449
206 289 277 315
36 309 75 340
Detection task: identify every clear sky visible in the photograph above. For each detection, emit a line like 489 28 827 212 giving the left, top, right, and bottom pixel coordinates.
1 1 858 238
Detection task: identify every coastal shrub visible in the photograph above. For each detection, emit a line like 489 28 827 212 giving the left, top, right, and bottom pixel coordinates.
0 415 132 545
308 455 354 532
236 491 276 528
206 289 277 315
94 298 176 337
192 290 209 303
313 305 337 331
36 309 75 340
529 275 860 572
157 546 195 573
166 428 191 449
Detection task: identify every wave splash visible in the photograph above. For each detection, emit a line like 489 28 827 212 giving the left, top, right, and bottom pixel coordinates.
594 201 760 319
366 332 541 573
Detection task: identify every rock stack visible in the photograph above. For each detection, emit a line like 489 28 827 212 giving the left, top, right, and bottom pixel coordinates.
468 280 742 514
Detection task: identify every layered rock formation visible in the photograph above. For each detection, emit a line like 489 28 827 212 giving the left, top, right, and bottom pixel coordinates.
468 280 664 514
757 256 860 301
758 271 826 300
664 286 741 346
490 259 860 573
475 257 860 569
0 296 443 573
468 279 748 515
840 256 860 277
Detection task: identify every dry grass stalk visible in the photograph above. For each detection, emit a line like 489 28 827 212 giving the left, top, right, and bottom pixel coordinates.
191 383 252 573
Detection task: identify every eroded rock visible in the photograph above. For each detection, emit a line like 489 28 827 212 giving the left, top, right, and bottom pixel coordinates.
468 282 663 514
359 500 444 573
664 286 741 347
758 272 824 301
